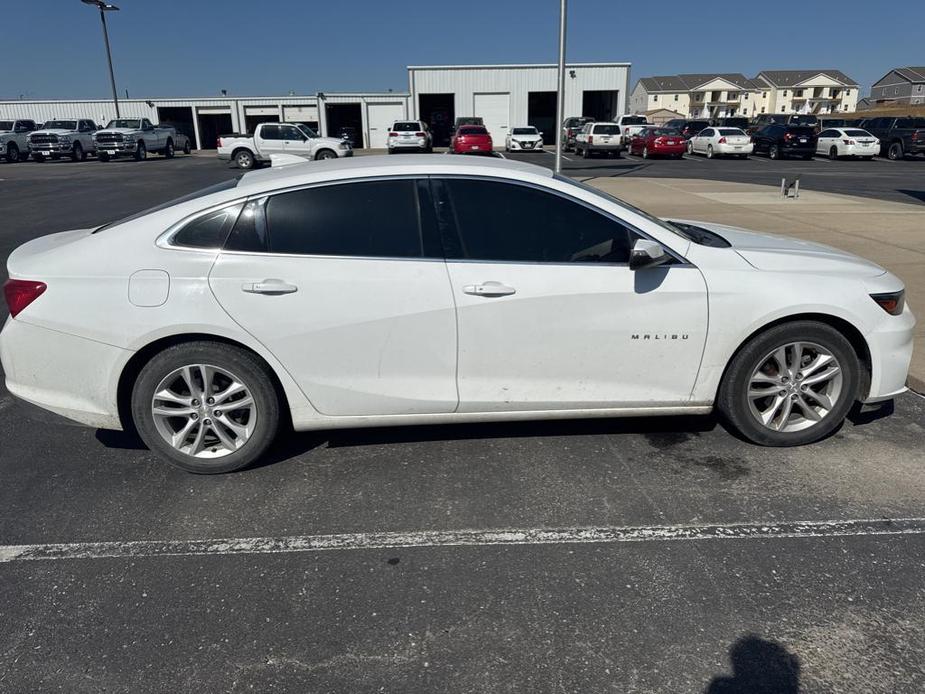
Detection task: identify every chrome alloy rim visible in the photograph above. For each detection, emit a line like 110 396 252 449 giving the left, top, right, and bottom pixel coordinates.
746 341 843 433
151 364 257 458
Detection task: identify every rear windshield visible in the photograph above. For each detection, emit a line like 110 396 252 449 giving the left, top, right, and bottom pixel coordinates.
0 121 13 130
392 122 421 131
722 119 749 127
42 120 77 130
653 128 678 136
844 129 872 137
790 115 818 125
718 128 745 136
593 125 621 134
459 126 488 135
622 116 647 125
93 178 241 233
512 127 538 135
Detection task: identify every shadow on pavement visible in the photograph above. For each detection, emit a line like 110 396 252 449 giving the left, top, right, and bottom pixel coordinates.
706 633 800 694
897 189 925 205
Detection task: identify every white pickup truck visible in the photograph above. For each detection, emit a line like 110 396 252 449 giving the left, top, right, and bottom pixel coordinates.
0 119 37 163
93 118 182 161
217 122 352 169
28 119 99 162
614 114 650 144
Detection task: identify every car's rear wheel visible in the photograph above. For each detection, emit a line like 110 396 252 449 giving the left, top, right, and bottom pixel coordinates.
183 140 192 154
234 149 255 169
829 146 839 160
888 142 904 160
5 143 20 163
642 146 649 159
164 139 175 158
769 144 780 160
706 145 714 159
131 342 281 474
717 321 860 446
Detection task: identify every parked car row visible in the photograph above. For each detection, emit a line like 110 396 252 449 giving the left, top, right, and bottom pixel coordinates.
0 117 192 163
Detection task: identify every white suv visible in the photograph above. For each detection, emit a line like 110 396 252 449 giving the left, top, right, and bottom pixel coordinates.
574 122 624 158
387 121 432 153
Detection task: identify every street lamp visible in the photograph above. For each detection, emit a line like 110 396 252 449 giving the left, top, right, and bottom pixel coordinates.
81 0 121 117
554 0 567 174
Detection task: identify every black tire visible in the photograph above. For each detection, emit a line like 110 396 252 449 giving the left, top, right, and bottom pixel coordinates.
234 148 255 169
829 146 839 160
134 141 147 161
32 153 44 162
315 148 337 160
582 146 592 159
5 143 20 163
183 139 191 154
164 139 175 158
131 341 281 474
98 152 110 162
71 142 85 162
642 146 649 159
706 145 714 159
888 142 904 161
717 321 860 447
769 144 780 160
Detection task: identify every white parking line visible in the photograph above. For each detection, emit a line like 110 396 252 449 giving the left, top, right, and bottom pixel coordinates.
3 517 923 563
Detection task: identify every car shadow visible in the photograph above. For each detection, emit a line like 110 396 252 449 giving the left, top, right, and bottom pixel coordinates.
896 189 925 205
705 633 801 694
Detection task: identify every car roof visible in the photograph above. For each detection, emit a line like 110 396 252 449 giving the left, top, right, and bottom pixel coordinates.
235 154 553 193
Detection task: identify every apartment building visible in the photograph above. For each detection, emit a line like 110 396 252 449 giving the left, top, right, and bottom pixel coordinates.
631 69 859 118
869 67 925 106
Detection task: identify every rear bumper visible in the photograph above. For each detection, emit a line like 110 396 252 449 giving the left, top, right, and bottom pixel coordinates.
716 143 754 155
0 317 127 430
585 143 624 151
388 138 429 150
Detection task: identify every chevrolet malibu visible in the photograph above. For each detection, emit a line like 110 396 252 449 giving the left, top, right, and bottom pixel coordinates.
0 156 914 473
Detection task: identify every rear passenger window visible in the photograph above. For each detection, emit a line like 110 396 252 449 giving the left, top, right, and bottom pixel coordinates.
439 179 633 264
263 179 425 258
173 204 242 248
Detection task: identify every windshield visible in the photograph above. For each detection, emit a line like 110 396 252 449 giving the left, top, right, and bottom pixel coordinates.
556 175 693 244
93 178 241 233
718 128 746 136
106 119 142 129
594 125 621 134
42 120 77 130
392 122 421 132
622 116 647 125
296 124 317 139
512 127 538 135
0 121 13 131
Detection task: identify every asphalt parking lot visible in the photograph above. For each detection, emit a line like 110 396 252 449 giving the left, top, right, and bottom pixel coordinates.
2 156 925 693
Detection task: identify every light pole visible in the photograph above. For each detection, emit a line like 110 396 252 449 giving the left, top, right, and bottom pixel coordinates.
554 0 567 174
81 0 121 117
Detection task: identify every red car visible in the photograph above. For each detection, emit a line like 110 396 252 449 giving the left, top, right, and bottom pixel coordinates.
451 125 493 154
629 128 686 158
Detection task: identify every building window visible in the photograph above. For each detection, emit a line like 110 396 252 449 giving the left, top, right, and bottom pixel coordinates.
673 94 678 101
781 105 786 112
760 106 766 113
743 93 749 100
653 95 658 102
763 92 768 98
844 104 849 111
783 90 788 97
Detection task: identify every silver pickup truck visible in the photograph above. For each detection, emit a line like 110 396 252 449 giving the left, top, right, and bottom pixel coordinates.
29 119 99 162
93 118 188 161
0 119 38 163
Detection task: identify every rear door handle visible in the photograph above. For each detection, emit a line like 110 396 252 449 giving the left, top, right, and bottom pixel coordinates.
463 281 516 297
242 279 298 295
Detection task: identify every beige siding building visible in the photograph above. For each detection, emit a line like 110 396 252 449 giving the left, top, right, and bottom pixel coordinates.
631 69 859 119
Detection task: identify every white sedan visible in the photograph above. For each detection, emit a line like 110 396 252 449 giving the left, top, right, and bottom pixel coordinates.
505 126 544 152
816 127 880 160
1 156 913 473
688 127 754 158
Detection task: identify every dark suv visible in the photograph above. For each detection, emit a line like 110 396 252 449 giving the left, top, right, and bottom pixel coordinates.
751 124 817 159
560 116 595 151
664 119 711 139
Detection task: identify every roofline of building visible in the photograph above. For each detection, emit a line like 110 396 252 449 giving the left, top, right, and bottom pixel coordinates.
407 62 631 70
0 92 412 105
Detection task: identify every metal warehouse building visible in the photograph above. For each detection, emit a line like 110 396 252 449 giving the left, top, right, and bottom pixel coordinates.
0 62 630 150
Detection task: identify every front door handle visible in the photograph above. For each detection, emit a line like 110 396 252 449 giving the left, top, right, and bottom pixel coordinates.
463 281 516 297
242 279 298 295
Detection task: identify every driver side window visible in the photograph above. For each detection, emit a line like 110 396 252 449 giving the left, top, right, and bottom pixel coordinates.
437 178 635 265
279 125 303 140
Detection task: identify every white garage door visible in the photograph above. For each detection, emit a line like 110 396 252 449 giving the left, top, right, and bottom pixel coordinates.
283 105 318 123
473 92 510 147
367 102 406 149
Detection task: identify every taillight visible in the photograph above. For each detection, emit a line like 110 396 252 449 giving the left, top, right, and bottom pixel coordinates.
870 290 905 316
588 135 594 144
718 136 727 144
414 132 425 137
3 279 47 319
784 132 794 141
216 137 222 148
388 132 398 137
912 132 920 141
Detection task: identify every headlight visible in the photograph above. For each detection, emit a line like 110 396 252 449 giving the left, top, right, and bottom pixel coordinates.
58 136 71 144
124 135 136 143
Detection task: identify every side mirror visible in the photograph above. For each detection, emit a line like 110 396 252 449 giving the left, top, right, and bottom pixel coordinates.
629 238 668 271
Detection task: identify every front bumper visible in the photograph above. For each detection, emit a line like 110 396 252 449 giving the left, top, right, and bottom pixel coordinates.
95 141 138 156
28 143 73 154
0 317 127 430
509 140 544 151
864 304 916 402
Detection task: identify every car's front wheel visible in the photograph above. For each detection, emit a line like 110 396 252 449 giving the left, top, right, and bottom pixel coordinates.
131 341 281 473
717 321 860 446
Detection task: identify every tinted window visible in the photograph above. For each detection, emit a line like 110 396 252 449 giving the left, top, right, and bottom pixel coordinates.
392 122 421 131
458 126 488 135
512 127 538 135
173 204 243 248
593 125 620 134
264 180 424 258
441 179 632 264
718 128 744 136
818 130 837 138
844 129 873 137
279 125 302 140
0 121 13 130
260 125 281 140
788 127 816 137
621 116 647 125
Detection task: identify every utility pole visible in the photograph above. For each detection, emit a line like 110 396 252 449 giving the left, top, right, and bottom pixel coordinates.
81 1 121 117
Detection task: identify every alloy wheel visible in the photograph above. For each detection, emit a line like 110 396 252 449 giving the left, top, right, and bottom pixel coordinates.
746 341 843 433
151 364 257 459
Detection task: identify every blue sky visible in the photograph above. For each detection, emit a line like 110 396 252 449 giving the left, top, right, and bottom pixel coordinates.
4 0 923 100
